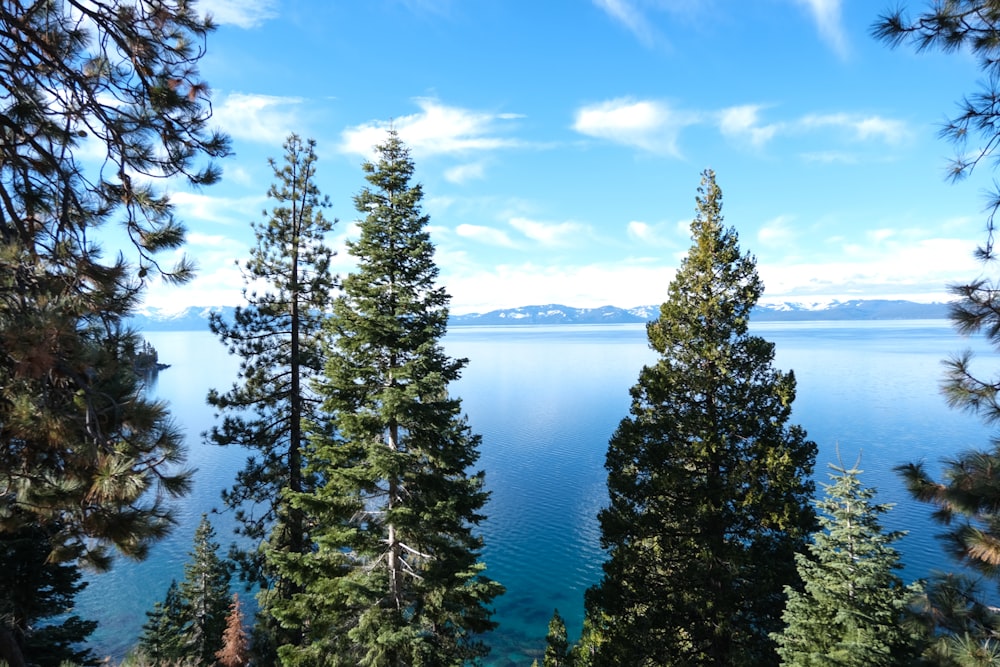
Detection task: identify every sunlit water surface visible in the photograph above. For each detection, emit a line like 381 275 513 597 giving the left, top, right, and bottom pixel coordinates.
75 321 998 665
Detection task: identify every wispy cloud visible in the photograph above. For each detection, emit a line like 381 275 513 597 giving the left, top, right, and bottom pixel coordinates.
719 105 780 147
171 191 265 226
340 98 523 158
799 113 909 144
593 0 660 47
573 98 700 156
510 217 590 246
573 96 910 155
198 0 278 28
627 220 682 246
213 93 304 144
791 0 848 59
445 162 486 184
455 224 518 248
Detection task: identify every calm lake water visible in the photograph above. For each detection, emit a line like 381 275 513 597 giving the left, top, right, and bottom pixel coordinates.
76 320 998 664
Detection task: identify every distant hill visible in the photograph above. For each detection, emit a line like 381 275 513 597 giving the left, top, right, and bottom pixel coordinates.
130 300 951 332
448 300 951 325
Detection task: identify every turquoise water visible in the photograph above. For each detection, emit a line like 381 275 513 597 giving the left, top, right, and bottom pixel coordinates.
76 321 998 664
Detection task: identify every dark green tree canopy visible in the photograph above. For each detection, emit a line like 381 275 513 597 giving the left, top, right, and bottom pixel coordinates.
586 169 817 666
275 130 503 666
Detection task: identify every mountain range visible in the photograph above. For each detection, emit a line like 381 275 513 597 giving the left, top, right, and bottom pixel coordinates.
129 299 952 332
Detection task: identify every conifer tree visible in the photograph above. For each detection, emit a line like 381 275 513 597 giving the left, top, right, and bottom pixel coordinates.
773 462 920 666
584 169 817 666
276 130 503 665
0 518 96 666
216 594 251 667
0 2 228 662
544 609 572 667
206 134 335 650
138 580 188 663
178 515 232 664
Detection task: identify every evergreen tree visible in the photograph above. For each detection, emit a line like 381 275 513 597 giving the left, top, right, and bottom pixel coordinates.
138 516 232 665
544 609 572 667
584 169 817 666
907 573 1000 666
277 130 503 665
138 580 188 663
216 593 251 667
0 2 228 663
206 134 335 650
773 462 920 666
178 515 232 664
0 518 96 666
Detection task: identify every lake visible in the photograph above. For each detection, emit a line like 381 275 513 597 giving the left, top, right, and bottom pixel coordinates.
76 320 998 665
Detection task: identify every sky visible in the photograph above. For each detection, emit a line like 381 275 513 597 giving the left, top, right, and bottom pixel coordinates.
134 0 1000 315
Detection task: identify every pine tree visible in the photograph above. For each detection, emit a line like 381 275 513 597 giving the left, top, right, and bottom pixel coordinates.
544 609 572 667
138 580 188 663
584 170 817 666
0 3 228 663
216 594 251 667
205 134 335 650
277 130 503 665
773 462 920 666
177 515 232 664
907 573 1000 665
0 518 96 666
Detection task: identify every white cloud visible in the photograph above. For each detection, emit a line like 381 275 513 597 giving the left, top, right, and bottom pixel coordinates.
340 98 522 158
213 93 304 144
445 261 678 314
198 0 278 28
171 191 265 225
719 105 780 147
455 224 518 248
799 113 908 144
573 98 699 156
757 215 797 246
792 0 848 59
509 217 590 246
593 0 659 47
445 162 486 184
627 220 682 246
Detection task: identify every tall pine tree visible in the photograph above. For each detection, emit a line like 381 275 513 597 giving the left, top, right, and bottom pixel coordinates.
585 169 817 666
205 134 335 651
276 130 503 666
773 462 920 666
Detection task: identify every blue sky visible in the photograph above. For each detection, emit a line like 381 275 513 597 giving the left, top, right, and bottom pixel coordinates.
138 0 995 315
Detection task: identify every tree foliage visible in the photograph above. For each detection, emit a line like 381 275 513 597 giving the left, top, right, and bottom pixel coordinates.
544 609 572 667
584 169 817 666
274 130 503 666
205 134 335 651
0 518 96 666
773 462 920 666
138 515 231 665
0 3 228 663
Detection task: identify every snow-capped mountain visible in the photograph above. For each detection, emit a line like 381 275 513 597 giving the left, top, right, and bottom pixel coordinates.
128 300 952 331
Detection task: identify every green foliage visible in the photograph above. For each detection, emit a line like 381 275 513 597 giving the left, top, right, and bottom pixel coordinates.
205 135 336 651
275 131 503 666
544 609 572 667
773 462 921 666
0 2 227 662
0 519 96 666
138 580 188 663
585 170 817 666
138 515 232 665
